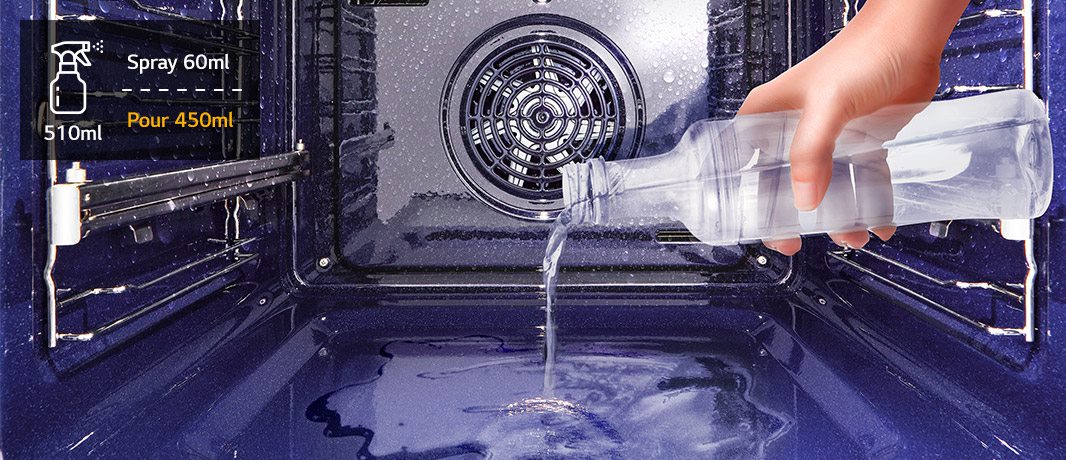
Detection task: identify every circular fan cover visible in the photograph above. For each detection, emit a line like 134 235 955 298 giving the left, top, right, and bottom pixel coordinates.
442 14 644 220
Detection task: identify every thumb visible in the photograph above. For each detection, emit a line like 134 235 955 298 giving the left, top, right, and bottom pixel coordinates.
789 103 849 211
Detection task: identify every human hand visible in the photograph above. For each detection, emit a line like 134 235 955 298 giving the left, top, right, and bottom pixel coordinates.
738 0 969 255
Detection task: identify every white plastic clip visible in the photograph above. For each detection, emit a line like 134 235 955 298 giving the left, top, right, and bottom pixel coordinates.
65 161 87 183
999 218 1032 241
48 163 88 246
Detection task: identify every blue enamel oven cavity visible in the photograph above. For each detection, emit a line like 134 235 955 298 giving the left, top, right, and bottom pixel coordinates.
1 0 1065 458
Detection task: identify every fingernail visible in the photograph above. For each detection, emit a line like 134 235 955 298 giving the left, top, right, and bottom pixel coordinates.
871 226 896 241
793 182 819 211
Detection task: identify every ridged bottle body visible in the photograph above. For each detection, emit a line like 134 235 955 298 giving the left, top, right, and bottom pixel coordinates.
561 90 1053 245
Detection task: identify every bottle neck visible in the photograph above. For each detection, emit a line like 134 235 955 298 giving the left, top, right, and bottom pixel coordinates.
560 151 687 226
560 159 605 225
58 62 78 73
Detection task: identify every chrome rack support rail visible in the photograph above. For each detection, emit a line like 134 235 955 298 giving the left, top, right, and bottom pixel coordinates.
91 19 259 56
1021 236 1037 342
45 151 306 347
836 248 1024 303
57 237 259 306
830 7 1023 35
827 248 1033 340
1017 0 1036 343
655 229 704 245
829 0 1040 343
128 0 259 38
70 150 306 239
665 2 1041 342
57 253 260 342
936 84 1022 98
41 0 288 348
44 0 60 348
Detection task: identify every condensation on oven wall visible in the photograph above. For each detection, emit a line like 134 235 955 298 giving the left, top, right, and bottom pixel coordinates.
372 0 716 222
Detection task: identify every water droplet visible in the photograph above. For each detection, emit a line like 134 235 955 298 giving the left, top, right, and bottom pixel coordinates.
662 70 675 83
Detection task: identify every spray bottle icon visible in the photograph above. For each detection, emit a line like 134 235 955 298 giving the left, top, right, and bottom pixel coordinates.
50 41 92 115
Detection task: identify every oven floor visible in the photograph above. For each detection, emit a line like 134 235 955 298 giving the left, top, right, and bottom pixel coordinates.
90 301 992 459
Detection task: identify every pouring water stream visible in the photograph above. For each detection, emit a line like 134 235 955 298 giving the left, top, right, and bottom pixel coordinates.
541 208 575 395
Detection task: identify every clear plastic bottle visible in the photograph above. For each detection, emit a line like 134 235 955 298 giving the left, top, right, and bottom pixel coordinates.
560 90 1053 245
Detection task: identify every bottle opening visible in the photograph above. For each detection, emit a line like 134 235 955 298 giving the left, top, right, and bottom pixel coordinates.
560 158 610 224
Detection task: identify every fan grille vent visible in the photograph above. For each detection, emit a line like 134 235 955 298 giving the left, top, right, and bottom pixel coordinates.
462 37 625 198
441 15 643 220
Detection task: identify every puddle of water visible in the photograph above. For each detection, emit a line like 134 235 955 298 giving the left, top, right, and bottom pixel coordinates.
306 335 789 459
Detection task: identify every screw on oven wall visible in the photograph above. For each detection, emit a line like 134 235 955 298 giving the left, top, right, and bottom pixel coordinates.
817 297 827 305
318 347 328 357
756 255 768 266
258 296 269 306
318 257 330 269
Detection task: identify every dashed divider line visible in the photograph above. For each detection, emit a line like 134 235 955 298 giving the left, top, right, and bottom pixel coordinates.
118 88 240 93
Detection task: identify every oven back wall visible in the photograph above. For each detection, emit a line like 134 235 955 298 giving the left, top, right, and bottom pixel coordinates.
293 0 794 288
